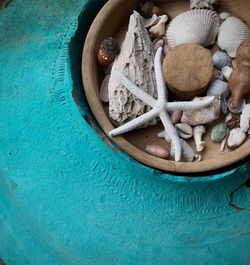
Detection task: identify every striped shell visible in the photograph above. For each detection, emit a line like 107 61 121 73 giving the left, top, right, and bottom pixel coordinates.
218 17 250 58
166 9 220 48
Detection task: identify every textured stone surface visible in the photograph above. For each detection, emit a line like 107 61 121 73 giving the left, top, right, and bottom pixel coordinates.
109 11 157 126
0 1 250 265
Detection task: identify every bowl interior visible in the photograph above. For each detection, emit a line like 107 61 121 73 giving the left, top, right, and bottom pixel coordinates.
82 0 250 174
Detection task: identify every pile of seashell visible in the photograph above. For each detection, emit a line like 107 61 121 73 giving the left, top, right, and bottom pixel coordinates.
96 0 250 162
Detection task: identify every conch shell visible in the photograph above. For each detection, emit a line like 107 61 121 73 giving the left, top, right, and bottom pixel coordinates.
228 66 250 109
235 38 250 67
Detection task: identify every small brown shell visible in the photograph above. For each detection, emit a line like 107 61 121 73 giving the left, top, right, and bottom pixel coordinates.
235 38 250 67
226 115 240 129
228 66 250 109
97 38 120 67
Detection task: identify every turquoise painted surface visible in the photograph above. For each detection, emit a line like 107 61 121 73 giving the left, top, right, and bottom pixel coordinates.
0 1 250 264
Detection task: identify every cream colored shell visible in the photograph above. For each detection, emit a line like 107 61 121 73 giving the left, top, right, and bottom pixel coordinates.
166 9 220 48
218 16 250 58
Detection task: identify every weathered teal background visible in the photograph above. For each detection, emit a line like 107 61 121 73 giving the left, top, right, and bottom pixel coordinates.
0 1 250 264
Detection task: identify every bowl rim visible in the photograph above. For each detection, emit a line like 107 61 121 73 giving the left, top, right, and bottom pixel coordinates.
82 0 250 174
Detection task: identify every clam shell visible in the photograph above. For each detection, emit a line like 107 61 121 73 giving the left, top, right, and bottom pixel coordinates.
213 51 231 70
218 17 250 58
166 9 219 48
175 123 193 139
227 128 246 149
100 74 110 103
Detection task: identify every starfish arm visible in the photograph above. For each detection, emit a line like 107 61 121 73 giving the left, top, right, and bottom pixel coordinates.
159 111 182 162
154 47 168 103
113 68 157 107
166 96 215 111
109 108 159 137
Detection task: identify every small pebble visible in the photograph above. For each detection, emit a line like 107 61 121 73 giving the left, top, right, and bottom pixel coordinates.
211 122 227 143
145 145 169 159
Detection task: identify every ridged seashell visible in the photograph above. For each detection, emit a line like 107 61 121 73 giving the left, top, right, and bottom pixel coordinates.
181 97 221 126
221 66 233 80
171 139 201 162
213 51 231 70
100 75 110 103
227 97 246 113
193 125 206 152
171 110 182 124
166 9 219 48
211 122 227 143
149 15 168 37
219 12 232 21
240 103 250 133
227 128 247 149
218 17 250 58
175 123 193 139
207 79 229 98
190 0 218 10
145 145 169 159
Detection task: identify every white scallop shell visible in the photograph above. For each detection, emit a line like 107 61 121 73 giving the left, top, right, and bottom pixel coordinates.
166 9 220 48
218 17 250 58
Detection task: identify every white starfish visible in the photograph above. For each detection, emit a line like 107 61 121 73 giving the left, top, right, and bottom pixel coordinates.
109 47 215 162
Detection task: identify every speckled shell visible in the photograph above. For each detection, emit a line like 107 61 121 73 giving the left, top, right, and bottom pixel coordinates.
227 128 246 149
218 17 250 58
181 97 221 126
240 103 250 133
166 9 220 48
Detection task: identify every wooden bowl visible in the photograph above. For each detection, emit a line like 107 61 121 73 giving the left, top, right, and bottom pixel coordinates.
82 0 250 174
